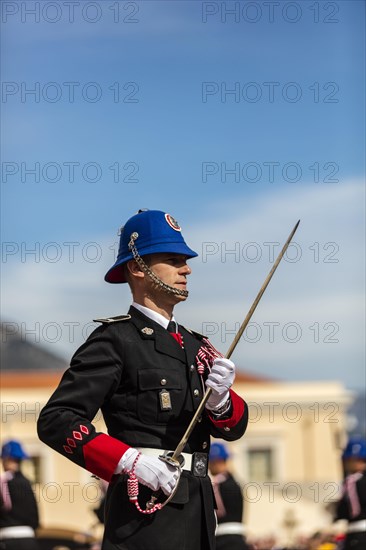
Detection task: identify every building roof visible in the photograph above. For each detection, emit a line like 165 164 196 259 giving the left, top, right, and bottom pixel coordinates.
1 321 67 372
235 370 273 383
1 371 64 388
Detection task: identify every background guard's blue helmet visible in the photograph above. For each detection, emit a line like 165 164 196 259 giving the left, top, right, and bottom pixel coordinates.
105 210 198 284
342 436 366 460
1 440 29 460
209 442 230 461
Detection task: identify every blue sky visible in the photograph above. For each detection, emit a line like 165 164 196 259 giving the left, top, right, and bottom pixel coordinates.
1 1 365 392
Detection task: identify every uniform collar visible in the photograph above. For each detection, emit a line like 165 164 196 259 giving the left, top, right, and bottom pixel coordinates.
128 305 184 363
132 301 176 330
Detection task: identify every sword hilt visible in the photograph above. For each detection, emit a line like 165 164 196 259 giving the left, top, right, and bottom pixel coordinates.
144 452 183 512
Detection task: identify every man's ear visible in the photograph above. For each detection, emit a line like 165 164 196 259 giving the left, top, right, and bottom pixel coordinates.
126 259 144 279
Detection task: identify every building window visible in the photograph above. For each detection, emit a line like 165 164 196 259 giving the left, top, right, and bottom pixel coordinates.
21 456 42 485
248 448 274 481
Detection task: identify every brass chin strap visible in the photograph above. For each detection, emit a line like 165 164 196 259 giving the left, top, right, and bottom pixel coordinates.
128 232 189 298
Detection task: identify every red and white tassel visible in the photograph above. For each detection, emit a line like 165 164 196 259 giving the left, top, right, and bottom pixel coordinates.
196 337 224 374
125 452 162 515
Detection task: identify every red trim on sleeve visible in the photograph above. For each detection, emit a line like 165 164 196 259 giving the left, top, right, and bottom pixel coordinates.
83 434 130 482
208 389 245 428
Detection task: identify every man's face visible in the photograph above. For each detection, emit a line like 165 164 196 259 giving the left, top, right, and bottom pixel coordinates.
146 253 192 302
2 457 20 472
344 457 366 474
208 459 226 475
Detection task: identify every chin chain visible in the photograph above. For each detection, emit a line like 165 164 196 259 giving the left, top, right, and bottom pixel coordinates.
128 232 189 298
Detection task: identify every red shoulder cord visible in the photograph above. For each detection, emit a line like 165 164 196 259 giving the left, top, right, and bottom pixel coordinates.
125 452 162 515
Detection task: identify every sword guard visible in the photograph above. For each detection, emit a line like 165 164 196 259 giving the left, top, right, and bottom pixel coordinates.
127 451 183 515
143 453 183 513
158 450 185 469
149 464 182 510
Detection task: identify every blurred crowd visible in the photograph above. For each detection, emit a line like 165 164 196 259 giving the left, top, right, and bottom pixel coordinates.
1 436 365 550
247 532 345 550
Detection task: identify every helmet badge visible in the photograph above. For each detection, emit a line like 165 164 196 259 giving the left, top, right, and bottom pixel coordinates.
165 214 181 232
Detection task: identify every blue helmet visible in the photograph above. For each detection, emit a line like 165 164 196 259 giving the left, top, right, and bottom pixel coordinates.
342 436 366 460
209 442 230 461
105 210 198 284
1 440 29 460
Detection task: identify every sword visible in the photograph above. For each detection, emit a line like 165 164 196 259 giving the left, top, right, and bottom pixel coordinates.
144 220 300 511
161 219 300 467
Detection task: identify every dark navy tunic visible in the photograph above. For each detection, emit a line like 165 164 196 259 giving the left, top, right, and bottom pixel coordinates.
38 306 248 550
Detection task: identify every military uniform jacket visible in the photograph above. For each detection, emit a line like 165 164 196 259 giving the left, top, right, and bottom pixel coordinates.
336 471 366 522
0 471 39 531
38 306 248 550
212 472 248 550
213 472 244 525
336 471 366 550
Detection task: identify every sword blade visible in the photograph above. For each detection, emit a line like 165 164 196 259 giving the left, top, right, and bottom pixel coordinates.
172 220 300 461
226 219 300 359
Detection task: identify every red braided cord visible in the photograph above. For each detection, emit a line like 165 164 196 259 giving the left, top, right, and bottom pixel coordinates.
125 452 162 515
203 338 224 358
196 337 224 374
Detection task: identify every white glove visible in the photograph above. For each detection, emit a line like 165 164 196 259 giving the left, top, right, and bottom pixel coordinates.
119 448 180 496
205 357 235 411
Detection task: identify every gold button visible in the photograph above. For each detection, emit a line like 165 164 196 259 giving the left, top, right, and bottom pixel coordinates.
224 426 230 431
194 389 200 397
160 379 167 386
202 441 208 449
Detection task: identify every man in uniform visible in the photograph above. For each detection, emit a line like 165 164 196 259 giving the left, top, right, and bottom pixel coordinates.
37 209 249 550
0 440 40 550
335 436 366 550
209 442 248 550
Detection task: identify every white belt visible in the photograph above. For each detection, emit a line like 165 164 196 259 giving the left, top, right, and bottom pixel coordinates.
216 522 246 536
347 519 366 533
136 447 193 471
0 526 35 539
